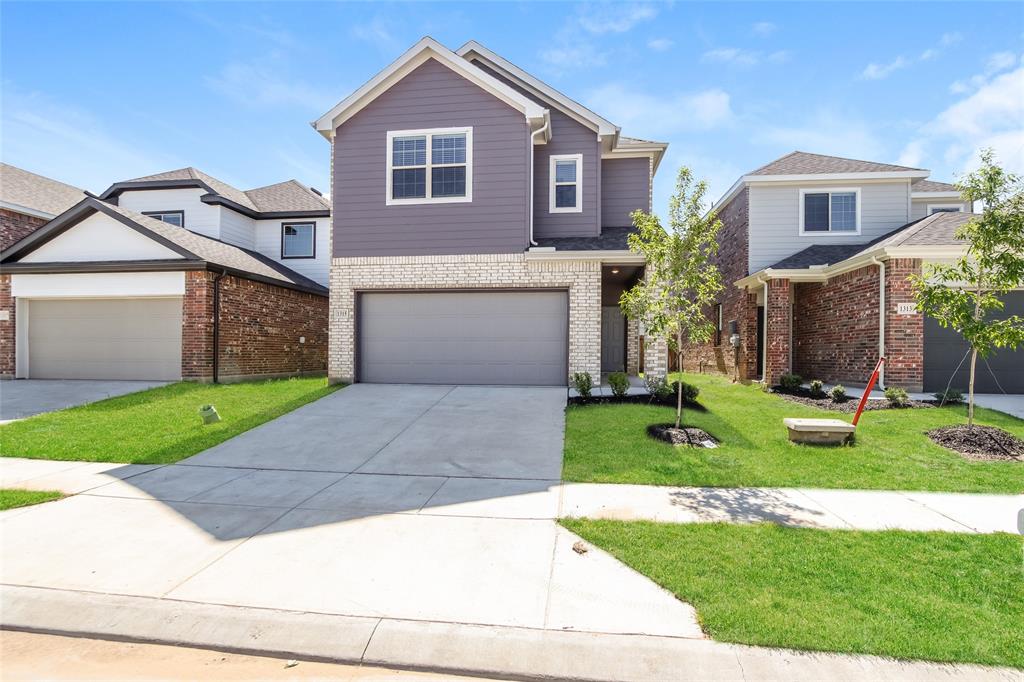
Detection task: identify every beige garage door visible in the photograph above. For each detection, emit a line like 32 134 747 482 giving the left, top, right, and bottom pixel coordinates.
28 298 183 380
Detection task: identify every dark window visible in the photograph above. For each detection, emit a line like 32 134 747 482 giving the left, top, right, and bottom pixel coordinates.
142 211 184 227
930 207 961 214
715 303 723 345
389 131 468 201
803 193 829 232
555 185 577 208
281 222 315 259
432 166 466 197
392 168 426 199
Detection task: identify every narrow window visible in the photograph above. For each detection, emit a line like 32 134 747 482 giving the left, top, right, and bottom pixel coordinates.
142 210 184 227
800 189 859 234
550 154 583 213
929 205 962 214
281 222 315 259
386 128 472 204
803 194 829 232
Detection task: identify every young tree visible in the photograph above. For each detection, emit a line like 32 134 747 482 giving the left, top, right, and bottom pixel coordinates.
621 166 724 430
911 149 1024 426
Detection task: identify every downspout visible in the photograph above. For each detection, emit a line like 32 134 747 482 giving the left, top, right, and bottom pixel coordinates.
212 270 226 384
528 117 551 247
757 275 769 384
871 256 886 390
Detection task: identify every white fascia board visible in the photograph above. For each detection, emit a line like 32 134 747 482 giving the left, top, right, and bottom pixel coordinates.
457 40 618 138
525 248 645 264
312 37 547 140
0 201 55 220
911 191 962 199
11 271 186 298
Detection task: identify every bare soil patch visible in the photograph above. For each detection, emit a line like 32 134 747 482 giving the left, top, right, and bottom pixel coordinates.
773 389 933 413
647 423 719 447
927 424 1024 462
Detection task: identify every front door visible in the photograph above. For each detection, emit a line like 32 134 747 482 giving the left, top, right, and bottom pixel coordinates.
601 306 626 373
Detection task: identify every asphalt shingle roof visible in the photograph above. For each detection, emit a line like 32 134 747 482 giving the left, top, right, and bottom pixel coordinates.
912 179 959 193
748 151 925 176
534 226 637 251
0 163 86 217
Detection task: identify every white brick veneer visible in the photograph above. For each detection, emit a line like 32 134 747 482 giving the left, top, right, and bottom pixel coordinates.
329 253 602 384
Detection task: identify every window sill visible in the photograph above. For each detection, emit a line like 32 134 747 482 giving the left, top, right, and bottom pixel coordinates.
549 207 583 214
385 196 472 206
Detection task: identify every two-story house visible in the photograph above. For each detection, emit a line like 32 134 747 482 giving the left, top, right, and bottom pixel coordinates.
693 151 1021 394
0 168 331 382
315 37 668 386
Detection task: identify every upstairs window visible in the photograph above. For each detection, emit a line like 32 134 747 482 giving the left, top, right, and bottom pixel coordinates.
142 210 184 227
928 205 962 214
281 222 315 259
386 127 472 205
799 188 860 235
549 154 582 213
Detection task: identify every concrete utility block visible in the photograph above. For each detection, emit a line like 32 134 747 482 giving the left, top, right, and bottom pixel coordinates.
783 418 855 444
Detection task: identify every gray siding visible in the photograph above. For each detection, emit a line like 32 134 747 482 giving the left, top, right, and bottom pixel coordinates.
333 58 530 257
748 181 911 272
601 157 650 228
910 199 971 220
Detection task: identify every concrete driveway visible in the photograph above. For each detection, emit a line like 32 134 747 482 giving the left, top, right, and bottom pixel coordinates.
0 384 699 639
0 379 167 421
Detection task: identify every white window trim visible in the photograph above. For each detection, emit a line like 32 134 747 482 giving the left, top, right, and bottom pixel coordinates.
798 187 861 236
926 203 964 214
549 153 583 214
385 126 473 206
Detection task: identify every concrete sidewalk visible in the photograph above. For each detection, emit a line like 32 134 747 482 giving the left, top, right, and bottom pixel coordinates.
3 586 1016 682
562 483 1023 534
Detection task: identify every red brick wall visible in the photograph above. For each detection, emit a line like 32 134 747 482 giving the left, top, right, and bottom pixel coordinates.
0 275 14 378
764 278 791 385
680 188 760 380
0 209 47 252
181 271 328 381
793 264 880 385
884 258 923 391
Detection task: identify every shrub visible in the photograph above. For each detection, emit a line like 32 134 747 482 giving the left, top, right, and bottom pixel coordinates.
671 380 700 403
644 375 673 401
829 384 848 403
884 386 911 408
934 388 965 405
608 372 630 398
571 372 593 399
809 379 825 398
779 373 803 391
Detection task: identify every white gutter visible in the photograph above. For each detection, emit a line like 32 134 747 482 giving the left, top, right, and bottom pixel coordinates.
527 116 551 246
871 256 886 389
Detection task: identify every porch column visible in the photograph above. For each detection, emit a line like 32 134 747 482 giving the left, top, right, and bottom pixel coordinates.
764 277 792 386
884 258 924 391
626 316 640 374
645 336 669 378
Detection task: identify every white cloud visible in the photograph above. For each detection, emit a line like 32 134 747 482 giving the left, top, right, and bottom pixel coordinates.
951 52 1021 93
206 57 335 111
647 38 674 52
902 65 1024 177
752 21 777 37
940 32 963 48
702 47 790 67
350 15 402 52
578 3 657 34
861 56 909 80
539 42 607 72
585 83 734 135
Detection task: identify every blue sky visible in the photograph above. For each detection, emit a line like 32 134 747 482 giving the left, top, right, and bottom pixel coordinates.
2 2 1022 214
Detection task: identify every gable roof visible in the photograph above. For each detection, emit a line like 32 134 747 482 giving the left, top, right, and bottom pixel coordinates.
0 197 327 295
749 151 926 176
911 179 960 195
99 168 330 218
457 40 617 137
313 36 549 140
0 163 88 219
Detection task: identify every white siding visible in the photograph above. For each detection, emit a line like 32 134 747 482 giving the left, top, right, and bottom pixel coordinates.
911 199 972 220
748 180 911 272
20 213 184 262
218 205 256 249
116 188 223 240
254 217 330 286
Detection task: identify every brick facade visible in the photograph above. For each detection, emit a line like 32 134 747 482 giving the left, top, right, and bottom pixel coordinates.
883 258 924 390
764 278 792 386
0 275 14 378
182 271 329 382
0 209 48 252
626 316 640 375
328 253 603 384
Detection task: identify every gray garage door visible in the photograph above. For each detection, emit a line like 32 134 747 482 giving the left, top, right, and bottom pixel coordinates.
28 298 183 380
358 291 568 385
923 291 1024 393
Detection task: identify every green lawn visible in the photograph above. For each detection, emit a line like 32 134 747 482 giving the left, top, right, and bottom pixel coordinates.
0 489 64 510
0 378 342 464
564 374 1024 493
563 519 1024 668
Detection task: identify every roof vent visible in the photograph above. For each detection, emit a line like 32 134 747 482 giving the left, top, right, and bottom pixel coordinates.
310 187 322 196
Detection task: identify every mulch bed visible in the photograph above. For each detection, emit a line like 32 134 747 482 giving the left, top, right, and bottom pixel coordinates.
927 425 1024 462
647 423 719 447
772 388 934 413
568 394 706 411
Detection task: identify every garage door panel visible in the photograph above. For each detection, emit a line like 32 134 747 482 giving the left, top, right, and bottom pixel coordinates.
28 298 183 381
359 292 567 386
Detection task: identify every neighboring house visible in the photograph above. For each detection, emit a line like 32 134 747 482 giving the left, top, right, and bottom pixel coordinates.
0 170 331 381
313 37 668 386
0 163 87 251
692 151 1021 394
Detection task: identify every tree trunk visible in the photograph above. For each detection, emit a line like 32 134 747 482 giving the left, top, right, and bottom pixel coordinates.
968 347 977 428
675 332 684 430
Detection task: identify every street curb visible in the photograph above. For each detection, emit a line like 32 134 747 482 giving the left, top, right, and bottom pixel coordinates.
1 585 1018 682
